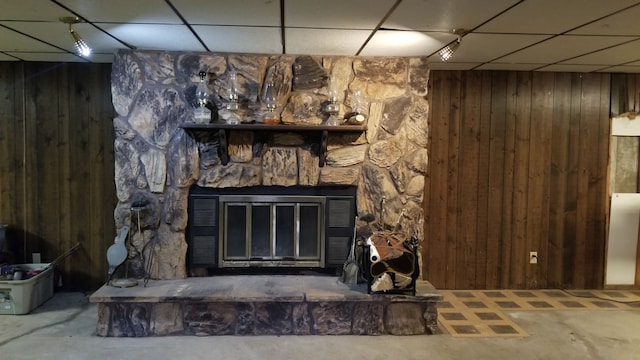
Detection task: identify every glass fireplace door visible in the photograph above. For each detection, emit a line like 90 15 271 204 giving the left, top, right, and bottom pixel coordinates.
220 196 324 267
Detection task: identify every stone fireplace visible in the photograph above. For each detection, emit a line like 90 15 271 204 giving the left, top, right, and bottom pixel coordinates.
111 49 430 281
92 50 439 337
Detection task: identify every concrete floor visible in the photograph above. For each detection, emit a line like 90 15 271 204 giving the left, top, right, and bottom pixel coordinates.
0 292 639 360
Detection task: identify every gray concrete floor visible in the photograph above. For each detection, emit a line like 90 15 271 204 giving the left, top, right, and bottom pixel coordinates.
0 292 639 360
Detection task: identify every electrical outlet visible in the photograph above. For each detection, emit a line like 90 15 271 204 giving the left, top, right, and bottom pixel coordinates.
32 252 41 264
529 251 538 264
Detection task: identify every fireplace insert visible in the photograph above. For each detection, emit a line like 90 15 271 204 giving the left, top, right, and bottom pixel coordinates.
187 185 356 272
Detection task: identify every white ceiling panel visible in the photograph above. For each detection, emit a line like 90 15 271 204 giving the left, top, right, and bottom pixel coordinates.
474 63 541 71
2 21 126 55
57 0 182 24
194 26 282 54
498 35 637 64
1 0 640 71
599 65 640 73
536 64 611 72
384 0 518 31
0 0 73 21
99 24 205 51
285 0 395 29
172 0 280 26
285 29 371 56
0 53 19 61
5 52 86 63
0 26 62 52
559 39 640 65
570 3 640 36
477 0 640 34
360 30 451 57
428 62 481 70
451 33 550 63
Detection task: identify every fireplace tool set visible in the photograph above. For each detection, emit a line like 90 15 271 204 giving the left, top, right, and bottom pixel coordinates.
106 202 157 287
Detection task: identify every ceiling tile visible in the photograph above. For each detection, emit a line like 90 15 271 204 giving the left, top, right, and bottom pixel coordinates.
535 64 610 72
598 65 640 73
559 39 640 65
570 4 640 35
498 35 637 64
477 0 640 34
172 0 280 26
447 33 550 63
474 63 541 71
285 29 371 56
359 30 451 57
0 0 73 21
86 53 116 63
194 26 282 54
428 62 482 71
0 53 19 61
0 26 63 52
384 0 518 31
2 21 127 55
5 52 87 62
99 24 206 51
286 0 395 29
57 0 182 24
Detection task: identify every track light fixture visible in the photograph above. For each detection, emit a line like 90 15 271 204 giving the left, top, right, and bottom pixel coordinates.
439 29 466 62
60 17 92 57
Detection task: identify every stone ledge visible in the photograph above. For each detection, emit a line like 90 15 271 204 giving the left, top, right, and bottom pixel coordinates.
90 275 441 336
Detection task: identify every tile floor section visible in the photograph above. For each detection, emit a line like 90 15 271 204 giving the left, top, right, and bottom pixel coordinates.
437 289 640 337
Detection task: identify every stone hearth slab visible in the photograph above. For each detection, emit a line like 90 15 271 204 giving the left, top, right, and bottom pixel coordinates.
90 276 441 336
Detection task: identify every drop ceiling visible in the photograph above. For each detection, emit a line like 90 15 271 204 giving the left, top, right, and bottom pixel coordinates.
1 0 639 72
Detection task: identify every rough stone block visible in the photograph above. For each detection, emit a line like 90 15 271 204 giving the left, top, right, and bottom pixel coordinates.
292 303 311 335
184 302 236 335
384 302 426 335
108 303 152 337
150 303 184 335
254 302 293 335
310 302 353 335
352 302 384 335
235 302 255 335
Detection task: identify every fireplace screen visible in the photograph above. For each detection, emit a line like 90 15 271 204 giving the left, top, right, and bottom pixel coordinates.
221 196 324 267
187 185 356 271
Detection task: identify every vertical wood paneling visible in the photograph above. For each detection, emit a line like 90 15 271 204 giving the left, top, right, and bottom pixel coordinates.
549 73 572 287
425 70 612 289
446 72 462 288
527 73 553 288
0 62 115 290
475 72 493 289
457 71 481 289
486 71 508 288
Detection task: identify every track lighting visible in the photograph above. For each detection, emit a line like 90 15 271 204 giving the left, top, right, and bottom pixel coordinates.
60 17 92 57
438 29 466 62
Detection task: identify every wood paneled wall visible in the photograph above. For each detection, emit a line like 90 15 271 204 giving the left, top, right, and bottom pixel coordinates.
0 62 115 290
0 63 624 290
424 71 611 289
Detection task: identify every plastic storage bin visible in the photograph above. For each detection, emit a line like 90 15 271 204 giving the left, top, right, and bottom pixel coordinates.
0 263 54 315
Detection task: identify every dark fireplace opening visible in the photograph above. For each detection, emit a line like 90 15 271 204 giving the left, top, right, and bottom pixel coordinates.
187 185 357 275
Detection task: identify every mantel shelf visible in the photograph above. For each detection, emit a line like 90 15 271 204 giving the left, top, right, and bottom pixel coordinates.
180 122 366 132
180 122 366 167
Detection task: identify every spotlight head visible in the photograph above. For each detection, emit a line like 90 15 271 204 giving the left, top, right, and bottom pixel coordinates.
59 17 92 57
438 39 460 61
438 28 467 62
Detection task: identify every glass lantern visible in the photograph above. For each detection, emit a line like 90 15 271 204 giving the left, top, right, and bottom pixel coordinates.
324 76 342 126
194 71 211 124
262 81 280 124
226 71 240 125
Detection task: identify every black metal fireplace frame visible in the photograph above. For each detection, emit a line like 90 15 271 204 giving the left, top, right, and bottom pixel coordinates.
186 185 357 273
